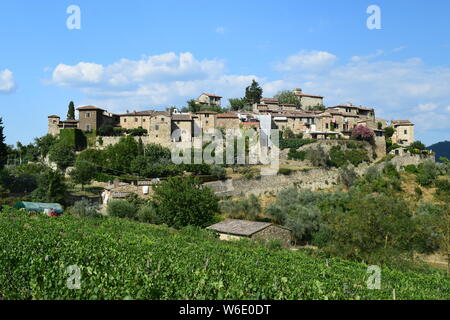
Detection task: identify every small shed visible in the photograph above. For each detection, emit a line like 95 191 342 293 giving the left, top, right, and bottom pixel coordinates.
15 202 64 215
207 219 292 247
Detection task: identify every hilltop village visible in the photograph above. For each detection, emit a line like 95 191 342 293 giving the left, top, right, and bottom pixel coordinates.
48 88 415 152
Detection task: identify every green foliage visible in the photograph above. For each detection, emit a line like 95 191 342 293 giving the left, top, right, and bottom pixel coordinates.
0 118 7 170
0 212 447 299
306 145 329 167
384 126 394 138
339 165 358 188
244 80 263 104
136 203 159 224
69 199 101 218
288 148 306 161
328 145 370 168
70 159 97 189
152 177 218 229
265 189 321 243
228 98 251 111
35 134 58 158
382 163 400 179
67 101 75 120
416 161 439 186
278 168 293 176
279 137 315 150
49 141 76 171
59 129 87 151
107 200 136 219
274 90 301 107
31 169 67 206
409 141 426 151
220 194 261 220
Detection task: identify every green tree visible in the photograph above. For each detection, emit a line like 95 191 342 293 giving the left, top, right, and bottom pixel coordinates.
152 177 218 229
70 159 96 190
244 80 263 104
384 126 394 138
103 136 139 172
48 141 76 171
35 134 57 159
0 118 7 170
67 101 75 120
274 90 301 108
228 98 248 111
31 169 67 205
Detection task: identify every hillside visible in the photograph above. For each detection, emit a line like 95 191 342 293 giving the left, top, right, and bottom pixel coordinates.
427 141 450 161
0 211 448 300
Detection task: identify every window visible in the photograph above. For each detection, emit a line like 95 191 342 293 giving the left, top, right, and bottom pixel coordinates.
85 112 91 118
404 130 407 135
143 119 146 122
205 114 209 118
161 118 164 122
123 118 127 123
86 124 91 131
155 125 159 131
326 123 329 129
135 118 138 122
52 120 57 124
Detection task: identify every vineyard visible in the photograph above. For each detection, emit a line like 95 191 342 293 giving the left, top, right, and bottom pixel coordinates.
0 210 448 300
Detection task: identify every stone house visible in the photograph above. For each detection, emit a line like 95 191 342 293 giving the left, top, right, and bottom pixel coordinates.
215 113 241 130
392 120 415 146
48 116 79 136
293 88 324 109
171 113 193 142
77 105 119 132
196 93 222 107
206 219 292 247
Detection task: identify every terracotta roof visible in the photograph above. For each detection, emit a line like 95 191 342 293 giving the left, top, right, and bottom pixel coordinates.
242 122 260 128
77 105 105 111
216 113 239 118
172 114 192 121
392 120 414 126
207 219 280 237
119 110 170 117
358 107 374 112
59 120 79 123
196 110 218 114
295 93 323 99
48 115 60 118
261 98 279 104
203 93 222 98
333 105 359 109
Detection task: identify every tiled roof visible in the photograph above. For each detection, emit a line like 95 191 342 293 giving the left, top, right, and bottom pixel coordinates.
203 93 222 98
196 110 218 114
172 114 192 121
392 120 414 126
48 115 60 118
216 113 239 118
77 105 105 111
295 93 323 98
119 110 170 117
207 219 273 236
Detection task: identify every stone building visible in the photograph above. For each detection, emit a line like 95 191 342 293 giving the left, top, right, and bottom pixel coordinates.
215 113 241 129
391 120 415 146
77 105 119 132
196 93 222 107
207 219 292 247
293 88 324 109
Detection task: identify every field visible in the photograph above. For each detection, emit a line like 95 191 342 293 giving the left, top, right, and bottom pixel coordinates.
0 210 448 300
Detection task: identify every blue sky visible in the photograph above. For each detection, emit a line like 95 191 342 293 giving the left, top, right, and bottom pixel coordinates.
1 0 450 146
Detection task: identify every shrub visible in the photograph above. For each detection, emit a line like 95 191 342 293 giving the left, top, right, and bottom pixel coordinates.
288 149 306 161
339 165 358 189
306 145 328 167
136 204 159 224
328 146 369 168
416 161 439 186
71 199 101 218
152 177 218 229
278 168 293 176
210 165 226 179
383 163 400 179
351 125 374 142
404 164 419 174
107 200 137 219
280 138 315 150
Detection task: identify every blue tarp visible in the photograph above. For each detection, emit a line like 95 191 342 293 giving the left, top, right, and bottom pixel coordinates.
15 202 64 215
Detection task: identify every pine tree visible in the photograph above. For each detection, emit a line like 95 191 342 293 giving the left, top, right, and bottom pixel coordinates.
244 80 263 104
0 118 7 170
67 101 75 120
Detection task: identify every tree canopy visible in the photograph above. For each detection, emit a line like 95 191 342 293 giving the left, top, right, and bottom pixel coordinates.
67 101 75 120
244 80 263 104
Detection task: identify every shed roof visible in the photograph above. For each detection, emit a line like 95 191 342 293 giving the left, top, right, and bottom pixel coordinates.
77 105 105 111
207 219 288 237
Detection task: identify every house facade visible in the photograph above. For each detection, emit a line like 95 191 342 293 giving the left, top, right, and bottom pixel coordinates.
391 120 415 146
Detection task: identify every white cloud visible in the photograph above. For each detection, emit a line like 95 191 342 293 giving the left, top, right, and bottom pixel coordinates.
274 50 337 71
51 52 257 110
416 102 438 112
0 69 16 93
271 51 450 143
215 27 226 34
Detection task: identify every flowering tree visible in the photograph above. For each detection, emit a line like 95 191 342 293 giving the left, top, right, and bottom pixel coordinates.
351 125 374 141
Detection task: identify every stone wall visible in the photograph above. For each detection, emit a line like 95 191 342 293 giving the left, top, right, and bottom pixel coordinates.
251 225 293 247
206 153 435 198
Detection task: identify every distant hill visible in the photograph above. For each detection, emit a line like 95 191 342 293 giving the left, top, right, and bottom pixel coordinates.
427 141 450 161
